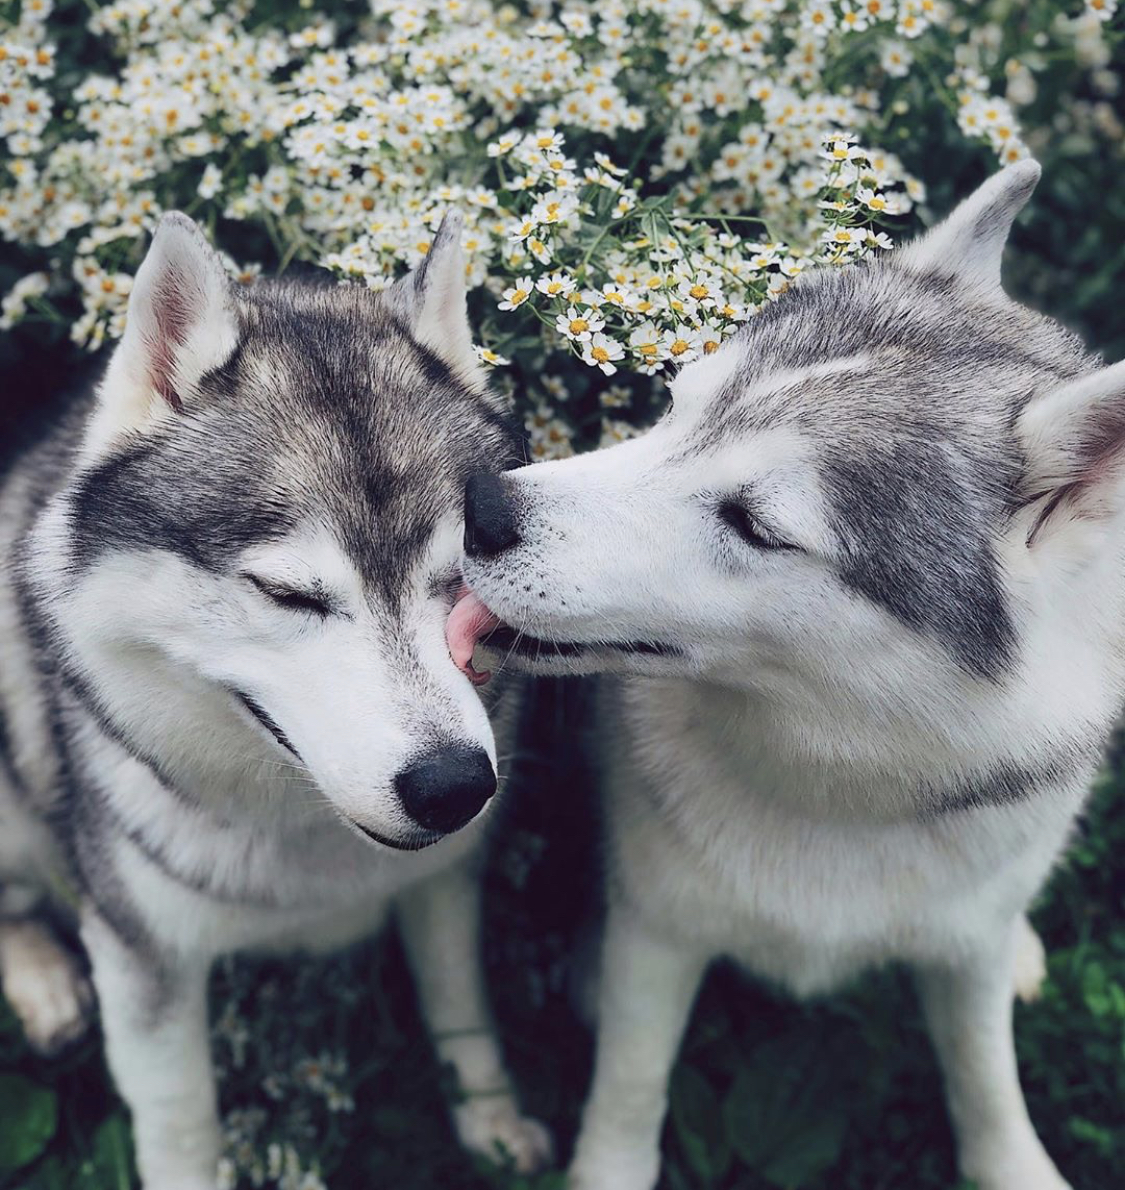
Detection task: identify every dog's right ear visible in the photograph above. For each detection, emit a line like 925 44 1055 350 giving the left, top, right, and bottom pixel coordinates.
383 211 486 392
87 213 240 456
1017 360 1125 548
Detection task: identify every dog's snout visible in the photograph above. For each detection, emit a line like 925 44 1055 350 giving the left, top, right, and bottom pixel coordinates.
464 473 521 558
394 745 496 835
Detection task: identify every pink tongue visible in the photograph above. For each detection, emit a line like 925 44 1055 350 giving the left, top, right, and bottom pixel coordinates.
446 585 502 686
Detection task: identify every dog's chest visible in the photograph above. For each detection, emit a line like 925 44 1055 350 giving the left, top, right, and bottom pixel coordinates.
604 685 1072 995
70 724 478 957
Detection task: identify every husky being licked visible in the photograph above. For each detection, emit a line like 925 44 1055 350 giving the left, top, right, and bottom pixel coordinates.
0 213 551 1187
456 163 1109 1190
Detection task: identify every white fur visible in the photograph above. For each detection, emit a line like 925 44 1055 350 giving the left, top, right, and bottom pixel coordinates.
900 158 1041 291
464 165 1102 1190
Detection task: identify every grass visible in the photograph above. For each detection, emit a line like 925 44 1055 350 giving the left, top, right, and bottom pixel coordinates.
1 681 1123 1190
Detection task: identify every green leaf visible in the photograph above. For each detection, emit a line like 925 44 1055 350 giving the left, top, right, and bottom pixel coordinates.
76 1115 134 1190
0 1074 58 1171
723 1034 850 1188
669 1062 731 1185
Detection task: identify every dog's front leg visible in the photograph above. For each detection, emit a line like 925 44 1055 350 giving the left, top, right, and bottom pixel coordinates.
568 908 709 1190
914 919 1071 1190
82 908 220 1190
396 858 553 1173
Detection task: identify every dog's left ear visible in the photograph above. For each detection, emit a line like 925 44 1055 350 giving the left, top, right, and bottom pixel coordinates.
385 211 484 391
1017 360 1125 544
82 213 241 460
899 159 1040 292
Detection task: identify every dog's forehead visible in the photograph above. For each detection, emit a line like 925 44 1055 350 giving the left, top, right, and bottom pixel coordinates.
220 297 513 601
71 282 517 604
677 259 1089 446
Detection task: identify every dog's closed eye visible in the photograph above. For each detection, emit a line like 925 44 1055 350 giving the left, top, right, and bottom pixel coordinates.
717 500 797 552
241 572 334 617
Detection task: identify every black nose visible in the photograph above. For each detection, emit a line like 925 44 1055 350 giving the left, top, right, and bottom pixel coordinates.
464 473 521 558
394 745 496 835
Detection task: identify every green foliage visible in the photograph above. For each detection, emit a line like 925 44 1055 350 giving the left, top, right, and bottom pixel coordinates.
0 1074 57 1172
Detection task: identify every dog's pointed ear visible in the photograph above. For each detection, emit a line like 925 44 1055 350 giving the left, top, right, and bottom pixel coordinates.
899 160 1040 290
384 211 484 390
118 212 239 410
1017 360 1125 545
88 213 240 456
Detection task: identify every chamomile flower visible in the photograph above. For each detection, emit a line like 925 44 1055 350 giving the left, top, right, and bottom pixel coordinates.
855 185 890 213
0 0 1049 466
498 277 535 310
600 417 642 446
600 383 633 408
582 332 625 374
555 306 605 342
662 326 704 365
536 272 577 299
629 322 667 374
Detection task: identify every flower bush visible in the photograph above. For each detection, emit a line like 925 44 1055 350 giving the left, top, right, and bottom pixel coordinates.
1 0 1120 458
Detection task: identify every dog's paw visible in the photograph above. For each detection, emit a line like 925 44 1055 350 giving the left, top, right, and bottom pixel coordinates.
0 921 95 1055
571 1156 657 1190
1013 918 1048 1003
455 1096 554 1174
965 1139 1072 1190
971 1168 1071 1190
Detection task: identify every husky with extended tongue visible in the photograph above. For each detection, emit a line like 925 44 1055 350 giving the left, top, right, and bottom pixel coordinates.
453 162 1114 1190
0 211 552 1187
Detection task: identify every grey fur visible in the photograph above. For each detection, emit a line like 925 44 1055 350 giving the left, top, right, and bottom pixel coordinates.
0 214 553 1187
680 261 1095 677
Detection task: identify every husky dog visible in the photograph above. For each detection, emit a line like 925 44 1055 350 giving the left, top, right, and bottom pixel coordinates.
0 212 552 1188
453 162 1113 1190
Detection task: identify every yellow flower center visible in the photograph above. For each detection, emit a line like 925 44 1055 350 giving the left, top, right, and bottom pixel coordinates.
689 284 709 299
670 339 690 356
569 318 589 334
591 346 610 363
